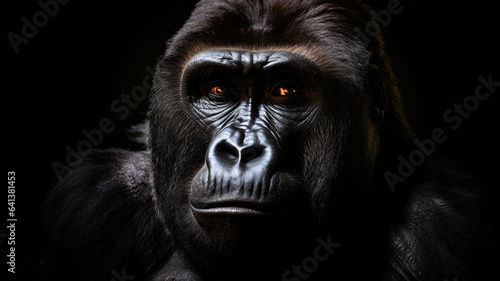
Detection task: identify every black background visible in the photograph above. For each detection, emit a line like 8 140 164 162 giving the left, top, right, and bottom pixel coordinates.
3 0 499 279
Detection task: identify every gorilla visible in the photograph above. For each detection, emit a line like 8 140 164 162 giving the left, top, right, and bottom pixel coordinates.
35 0 496 280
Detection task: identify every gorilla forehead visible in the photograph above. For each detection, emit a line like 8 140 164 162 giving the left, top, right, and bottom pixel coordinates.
182 50 322 81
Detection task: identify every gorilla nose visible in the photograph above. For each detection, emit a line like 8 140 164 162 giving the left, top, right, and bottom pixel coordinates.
207 127 280 171
214 140 265 165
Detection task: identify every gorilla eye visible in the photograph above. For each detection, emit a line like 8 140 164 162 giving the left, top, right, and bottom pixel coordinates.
273 81 301 97
206 82 236 100
210 85 229 96
278 86 298 96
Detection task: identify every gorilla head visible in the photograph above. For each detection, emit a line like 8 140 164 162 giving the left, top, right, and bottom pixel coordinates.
149 0 413 278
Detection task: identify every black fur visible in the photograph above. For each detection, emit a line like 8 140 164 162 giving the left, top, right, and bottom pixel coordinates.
34 1 497 280
36 149 170 280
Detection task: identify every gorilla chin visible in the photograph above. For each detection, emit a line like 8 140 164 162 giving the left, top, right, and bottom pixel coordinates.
188 167 315 278
189 165 312 249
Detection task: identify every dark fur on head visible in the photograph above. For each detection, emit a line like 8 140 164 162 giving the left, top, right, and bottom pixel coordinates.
149 0 413 278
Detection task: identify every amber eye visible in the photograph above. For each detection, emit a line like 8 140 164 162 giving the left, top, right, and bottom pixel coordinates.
275 82 300 96
278 86 298 96
210 85 230 96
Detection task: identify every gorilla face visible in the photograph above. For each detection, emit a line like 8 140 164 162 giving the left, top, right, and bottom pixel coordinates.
185 50 322 212
149 0 393 275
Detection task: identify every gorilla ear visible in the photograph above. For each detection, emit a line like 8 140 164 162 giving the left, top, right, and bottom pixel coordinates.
368 65 388 123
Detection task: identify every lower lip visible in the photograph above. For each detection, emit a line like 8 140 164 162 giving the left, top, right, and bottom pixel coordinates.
191 206 269 216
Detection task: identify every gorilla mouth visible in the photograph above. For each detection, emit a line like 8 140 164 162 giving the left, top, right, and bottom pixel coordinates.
190 169 304 216
190 191 296 215
191 201 271 216
190 191 296 217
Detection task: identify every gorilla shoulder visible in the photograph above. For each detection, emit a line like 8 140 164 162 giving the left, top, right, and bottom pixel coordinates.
385 159 496 280
57 149 152 200
40 149 170 281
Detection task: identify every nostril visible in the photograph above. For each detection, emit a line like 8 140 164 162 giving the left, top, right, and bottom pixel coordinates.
215 141 264 164
206 128 279 173
240 146 264 163
215 141 239 162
